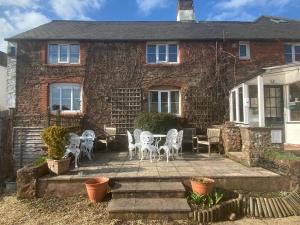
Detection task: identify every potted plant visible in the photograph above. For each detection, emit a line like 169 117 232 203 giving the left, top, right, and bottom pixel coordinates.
85 177 110 203
41 126 70 175
191 177 215 195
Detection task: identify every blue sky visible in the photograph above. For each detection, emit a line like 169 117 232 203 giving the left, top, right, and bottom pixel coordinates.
1 0 300 51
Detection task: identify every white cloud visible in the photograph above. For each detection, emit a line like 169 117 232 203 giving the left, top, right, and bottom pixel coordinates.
217 0 290 10
136 0 169 14
50 0 106 20
208 10 255 21
0 0 41 9
0 10 50 52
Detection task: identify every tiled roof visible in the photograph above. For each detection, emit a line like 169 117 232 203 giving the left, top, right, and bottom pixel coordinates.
6 16 300 41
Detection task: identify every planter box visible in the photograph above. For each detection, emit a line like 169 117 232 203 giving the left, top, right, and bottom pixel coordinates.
47 158 70 175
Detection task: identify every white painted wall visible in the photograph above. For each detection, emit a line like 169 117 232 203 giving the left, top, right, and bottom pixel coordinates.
0 65 7 110
285 123 300 144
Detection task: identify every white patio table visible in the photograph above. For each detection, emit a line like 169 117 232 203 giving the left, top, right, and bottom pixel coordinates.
153 134 167 148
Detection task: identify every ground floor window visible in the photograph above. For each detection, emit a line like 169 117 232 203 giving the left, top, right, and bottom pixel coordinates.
289 82 300 121
264 86 283 125
50 84 82 113
149 90 180 115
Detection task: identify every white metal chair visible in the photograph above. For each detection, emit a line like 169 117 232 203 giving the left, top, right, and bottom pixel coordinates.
127 130 136 160
173 130 184 157
140 131 158 162
81 130 96 160
64 133 81 168
158 129 178 162
133 129 142 153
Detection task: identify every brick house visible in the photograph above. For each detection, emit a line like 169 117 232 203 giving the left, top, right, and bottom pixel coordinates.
5 0 300 137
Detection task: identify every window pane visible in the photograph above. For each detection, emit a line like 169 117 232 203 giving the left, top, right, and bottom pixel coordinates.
285 54 293 64
61 88 71 110
147 45 156 64
161 92 168 113
51 87 60 110
149 92 158 112
295 46 300 62
147 54 156 64
239 45 247 57
147 45 156 54
59 45 68 62
48 44 58 64
73 87 81 111
290 82 300 121
284 44 292 54
171 103 179 114
169 45 177 54
232 91 236 121
158 45 167 61
70 45 80 63
171 91 179 103
238 87 244 122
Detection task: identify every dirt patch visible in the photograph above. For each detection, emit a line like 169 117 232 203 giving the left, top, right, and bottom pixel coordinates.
0 194 193 225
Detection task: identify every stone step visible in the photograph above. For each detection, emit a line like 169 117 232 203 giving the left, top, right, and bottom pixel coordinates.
108 198 192 220
111 181 186 198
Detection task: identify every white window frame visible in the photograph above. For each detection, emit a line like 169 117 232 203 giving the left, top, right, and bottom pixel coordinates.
148 90 181 116
284 43 300 64
287 83 300 122
48 43 80 64
239 41 250 60
50 83 82 113
146 42 179 64
230 85 245 123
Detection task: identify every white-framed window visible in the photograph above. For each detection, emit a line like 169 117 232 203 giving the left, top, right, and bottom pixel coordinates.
48 44 80 64
50 83 82 113
284 44 300 64
148 90 181 115
288 82 300 122
230 86 244 122
239 41 250 60
147 43 179 64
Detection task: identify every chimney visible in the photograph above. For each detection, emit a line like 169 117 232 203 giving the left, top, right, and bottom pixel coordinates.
177 0 196 22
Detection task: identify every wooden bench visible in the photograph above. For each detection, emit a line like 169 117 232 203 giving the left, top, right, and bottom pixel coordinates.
193 128 221 156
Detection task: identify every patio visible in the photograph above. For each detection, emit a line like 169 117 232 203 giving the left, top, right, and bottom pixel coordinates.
37 152 289 197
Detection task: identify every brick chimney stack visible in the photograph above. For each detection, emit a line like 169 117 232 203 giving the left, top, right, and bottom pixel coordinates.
177 0 196 22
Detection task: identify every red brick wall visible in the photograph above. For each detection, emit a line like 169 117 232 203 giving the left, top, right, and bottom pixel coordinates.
14 39 287 132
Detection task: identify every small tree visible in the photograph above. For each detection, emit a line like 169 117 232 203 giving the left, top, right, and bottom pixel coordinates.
41 126 69 160
134 112 180 134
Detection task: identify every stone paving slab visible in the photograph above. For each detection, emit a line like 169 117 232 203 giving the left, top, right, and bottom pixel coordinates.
112 182 185 193
108 198 191 213
41 152 281 181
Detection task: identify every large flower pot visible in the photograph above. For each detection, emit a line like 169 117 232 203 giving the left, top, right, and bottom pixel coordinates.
85 177 109 203
47 158 70 175
191 178 215 195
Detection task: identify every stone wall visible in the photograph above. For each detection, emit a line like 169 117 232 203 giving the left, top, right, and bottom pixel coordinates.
221 122 242 154
13 40 285 133
240 127 283 167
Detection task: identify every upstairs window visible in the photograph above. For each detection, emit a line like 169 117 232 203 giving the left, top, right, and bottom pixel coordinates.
239 42 250 60
147 43 178 64
149 90 180 115
50 84 82 113
48 44 80 64
285 44 300 64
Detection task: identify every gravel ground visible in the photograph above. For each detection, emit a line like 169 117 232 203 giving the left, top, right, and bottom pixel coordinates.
0 194 299 225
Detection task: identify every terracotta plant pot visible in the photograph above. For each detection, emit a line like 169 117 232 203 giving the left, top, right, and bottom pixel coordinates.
85 177 109 203
191 178 215 195
47 158 70 175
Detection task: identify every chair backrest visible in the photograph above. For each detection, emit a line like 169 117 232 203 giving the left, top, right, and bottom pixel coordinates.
140 131 154 145
165 129 178 145
207 128 221 143
69 133 80 148
177 130 184 145
82 130 96 139
183 128 196 144
104 125 117 136
127 130 133 144
133 129 142 143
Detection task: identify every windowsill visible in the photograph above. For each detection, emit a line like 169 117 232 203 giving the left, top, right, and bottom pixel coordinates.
239 57 251 61
50 111 84 116
286 121 300 124
44 64 84 67
145 62 181 66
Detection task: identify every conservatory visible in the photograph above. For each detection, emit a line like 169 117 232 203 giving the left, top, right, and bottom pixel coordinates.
229 64 300 145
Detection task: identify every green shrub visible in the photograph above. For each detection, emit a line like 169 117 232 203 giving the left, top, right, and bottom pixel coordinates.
41 126 69 160
263 149 300 161
188 189 224 209
134 112 180 134
33 156 47 167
